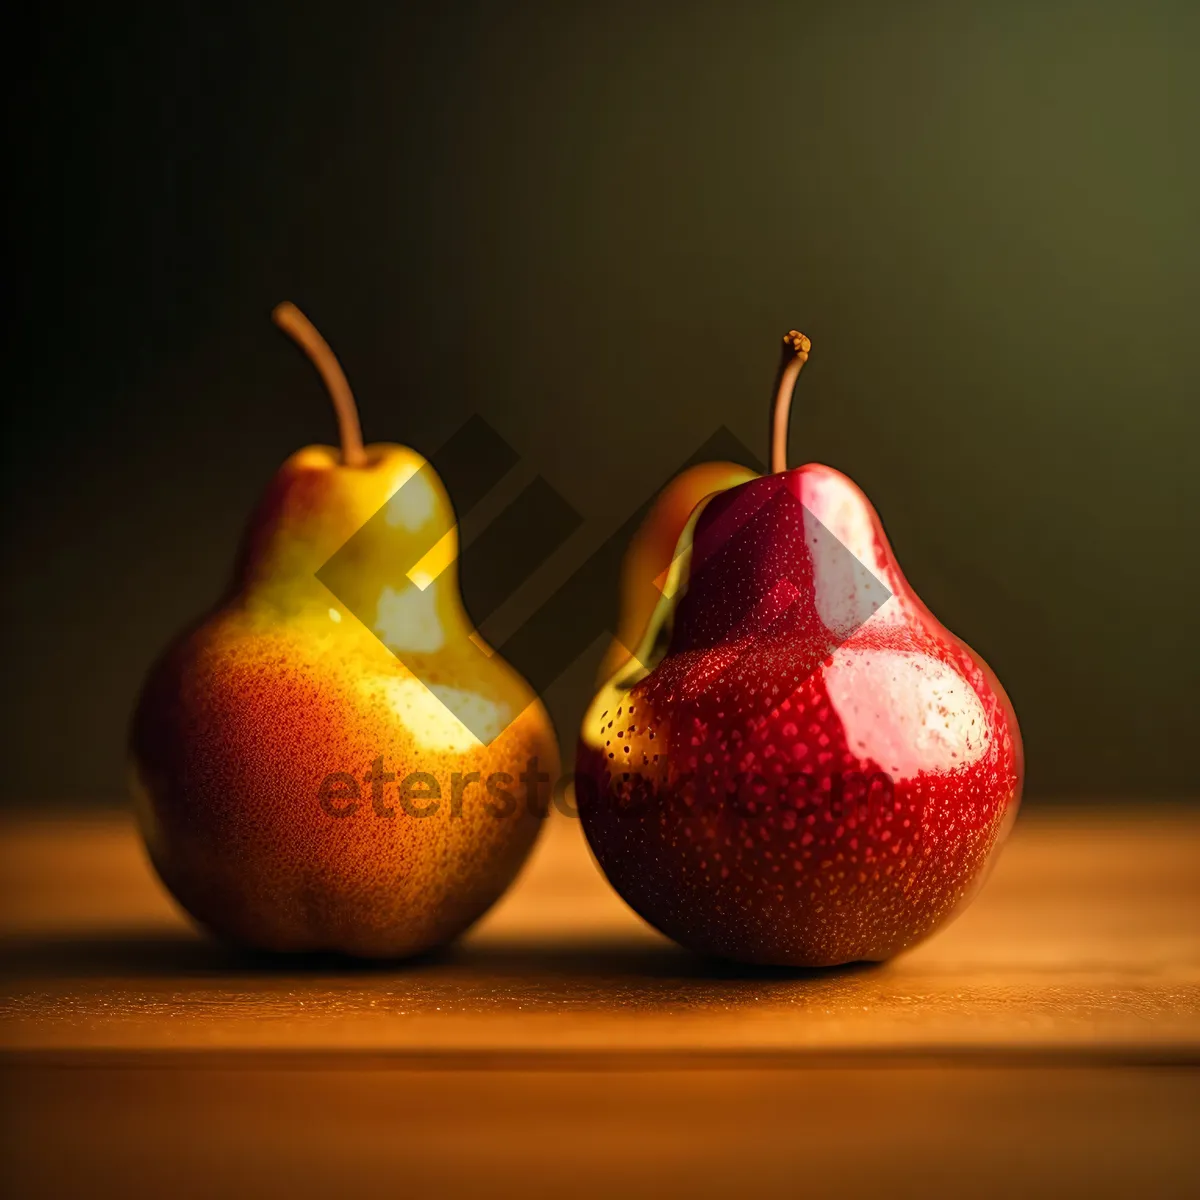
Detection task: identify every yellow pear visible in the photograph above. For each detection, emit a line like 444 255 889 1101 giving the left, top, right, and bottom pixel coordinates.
131 304 560 957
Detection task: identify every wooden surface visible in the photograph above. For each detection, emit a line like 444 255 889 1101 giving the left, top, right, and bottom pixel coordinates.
2 805 1199 1197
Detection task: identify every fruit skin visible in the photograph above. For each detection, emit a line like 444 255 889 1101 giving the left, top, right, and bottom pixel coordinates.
132 444 559 958
597 461 758 684
577 463 1022 968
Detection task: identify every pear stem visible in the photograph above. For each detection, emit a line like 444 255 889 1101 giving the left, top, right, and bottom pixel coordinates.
272 302 368 467
770 330 812 474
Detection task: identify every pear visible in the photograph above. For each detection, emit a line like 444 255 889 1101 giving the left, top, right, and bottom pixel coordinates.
578 332 1023 967
596 461 758 685
131 304 559 958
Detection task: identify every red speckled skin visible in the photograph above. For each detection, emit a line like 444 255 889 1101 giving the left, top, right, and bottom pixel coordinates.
131 444 559 958
577 464 1023 967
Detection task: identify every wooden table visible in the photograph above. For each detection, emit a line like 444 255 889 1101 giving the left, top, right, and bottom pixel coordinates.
2 805 1198 1198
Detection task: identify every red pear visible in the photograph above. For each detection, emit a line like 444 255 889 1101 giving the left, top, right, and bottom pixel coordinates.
577 332 1023 967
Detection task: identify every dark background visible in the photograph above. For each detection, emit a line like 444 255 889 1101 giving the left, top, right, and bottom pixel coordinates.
4 0 1197 806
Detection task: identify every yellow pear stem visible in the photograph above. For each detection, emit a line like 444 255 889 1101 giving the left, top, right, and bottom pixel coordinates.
272 302 368 467
770 330 812 475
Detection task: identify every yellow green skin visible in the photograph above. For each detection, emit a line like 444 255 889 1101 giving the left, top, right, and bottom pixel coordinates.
597 461 758 683
131 444 560 958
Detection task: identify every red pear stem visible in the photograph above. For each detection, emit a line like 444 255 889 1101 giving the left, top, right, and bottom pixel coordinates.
272 301 368 467
770 329 812 475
